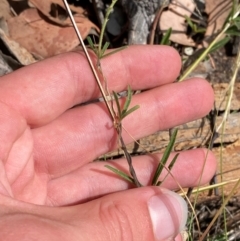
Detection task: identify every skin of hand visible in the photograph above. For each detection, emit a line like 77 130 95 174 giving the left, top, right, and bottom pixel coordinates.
0 45 216 241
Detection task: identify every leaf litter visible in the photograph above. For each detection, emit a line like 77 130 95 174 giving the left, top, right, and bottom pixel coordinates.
0 0 234 71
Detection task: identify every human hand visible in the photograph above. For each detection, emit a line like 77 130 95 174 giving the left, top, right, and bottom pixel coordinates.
0 46 216 241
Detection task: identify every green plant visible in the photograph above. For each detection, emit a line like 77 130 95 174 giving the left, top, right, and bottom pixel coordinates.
179 1 240 82
160 27 172 45
185 15 206 34
62 0 181 188
183 1 240 240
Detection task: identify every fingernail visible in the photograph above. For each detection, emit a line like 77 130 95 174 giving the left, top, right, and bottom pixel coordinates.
147 188 187 240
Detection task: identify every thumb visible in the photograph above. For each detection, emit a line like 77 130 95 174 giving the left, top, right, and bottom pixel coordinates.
78 187 187 241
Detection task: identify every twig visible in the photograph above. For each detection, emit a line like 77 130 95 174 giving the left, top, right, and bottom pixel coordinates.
149 0 169 45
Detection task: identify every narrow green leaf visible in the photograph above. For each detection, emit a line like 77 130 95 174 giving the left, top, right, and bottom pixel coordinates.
209 36 230 53
160 28 172 45
121 105 140 119
226 30 240 36
185 15 194 30
192 24 197 33
168 153 179 170
194 27 206 34
122 86 132 115
86 36 98 55
100 42 110 58
223 1 238 29
113 91 122 120
233 16 240 23
184 15 205 34
152 129 178 186
234 21 240 30
226 25 240 36
105 165 134 183
86 36 94 48
102 46 128 59
157 153 180 186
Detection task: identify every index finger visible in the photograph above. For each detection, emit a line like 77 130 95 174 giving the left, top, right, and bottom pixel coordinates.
0 45 181 126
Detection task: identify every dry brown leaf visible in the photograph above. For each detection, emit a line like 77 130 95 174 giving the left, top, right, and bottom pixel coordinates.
0 0 13 20
29 0 85 26
205 0 232 38
160 0 196 46
7 8 97 58
0 27 35 65
30 0 85 14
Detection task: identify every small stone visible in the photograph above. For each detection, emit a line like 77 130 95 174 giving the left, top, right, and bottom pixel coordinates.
184 47 194 56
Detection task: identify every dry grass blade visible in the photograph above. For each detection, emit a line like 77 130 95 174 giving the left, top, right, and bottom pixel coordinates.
199 179 240 241
216 45 240 133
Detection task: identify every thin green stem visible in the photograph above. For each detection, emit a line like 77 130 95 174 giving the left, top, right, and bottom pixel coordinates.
179 25 229 82
98 0 118 55
179 2 240 82
118 126 142 187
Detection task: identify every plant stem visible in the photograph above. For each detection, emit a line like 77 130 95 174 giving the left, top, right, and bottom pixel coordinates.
179 28 226 82
117 125 142 187
179 3 240 82
98 0 118 55
62 0 115 121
